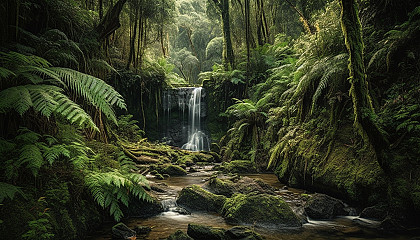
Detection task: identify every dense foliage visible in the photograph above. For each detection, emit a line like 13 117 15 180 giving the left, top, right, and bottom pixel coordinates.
0 0 419 238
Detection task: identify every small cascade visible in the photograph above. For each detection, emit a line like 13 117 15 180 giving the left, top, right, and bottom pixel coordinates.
182 87 210 151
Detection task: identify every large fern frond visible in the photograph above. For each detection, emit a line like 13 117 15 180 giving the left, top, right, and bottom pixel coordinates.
0 182 26 203
52 67 126 124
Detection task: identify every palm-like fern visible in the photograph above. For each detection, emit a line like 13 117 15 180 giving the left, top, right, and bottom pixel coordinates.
85 171 151 221
0 51 126 129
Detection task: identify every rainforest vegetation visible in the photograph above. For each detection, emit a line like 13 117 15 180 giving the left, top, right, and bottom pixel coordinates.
0 0 419 239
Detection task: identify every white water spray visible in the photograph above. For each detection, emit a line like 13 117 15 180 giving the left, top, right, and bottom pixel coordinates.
182 87 210 151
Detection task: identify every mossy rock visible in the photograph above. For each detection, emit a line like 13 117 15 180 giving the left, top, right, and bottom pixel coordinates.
222 193 301 228
187 224 225 240
176 155 195 167
125 196 164 217
304 193 346 219
162 164 187 176
176 185 227 213
225 226 263 240
193 152 215 162
166 230 193 240
223 160 257 174
204 177 236 197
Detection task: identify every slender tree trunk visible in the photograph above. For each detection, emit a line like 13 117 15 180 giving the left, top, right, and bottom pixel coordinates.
126 6 138 69
284 0 315 34
99 0 103 19
340 0 389 171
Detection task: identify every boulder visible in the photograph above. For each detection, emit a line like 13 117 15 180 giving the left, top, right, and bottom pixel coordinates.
187 224 226 240
163 164 187 176
111 223 136 240
222 193 301 228
204 177 276 198
133 225 151 235
225 226 263 240
222 160 257 173
176 185 227 213
304 193 346 219
125 196 164 217
166 230 193 240
360 205 387 220
204 177 236 197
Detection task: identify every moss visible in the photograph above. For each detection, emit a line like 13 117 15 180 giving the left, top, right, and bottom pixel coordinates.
176 155 195 166
223 160 257 173
222 193 301 228
162 164 187 176
187 224 226 240
166 230 193 240
177 185 227 213
205 177 235 197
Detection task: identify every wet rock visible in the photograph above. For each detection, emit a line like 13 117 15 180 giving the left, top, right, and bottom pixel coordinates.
125 196 164 217
360 205 387 220
163 164 187 176
133 225 151 235
225 226 264 240
222 193 302 228
203 176 276 197
187 224 226 240
221 160 257 174
150 182 166 192
304 193 346 219
176 185 227 213
166 230 193 240
173 206 191 215
204 177 236 197
380 216 405 232
111 223 136 240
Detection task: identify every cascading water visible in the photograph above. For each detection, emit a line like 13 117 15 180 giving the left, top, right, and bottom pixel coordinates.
162 87 210 151
182 87 210 151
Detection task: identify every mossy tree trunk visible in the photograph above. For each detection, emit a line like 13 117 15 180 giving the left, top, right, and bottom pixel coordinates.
340 0 389 171
212 0 235 70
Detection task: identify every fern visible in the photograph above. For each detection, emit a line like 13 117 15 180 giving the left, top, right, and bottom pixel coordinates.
52 67 126 124
0 182 26 202
85 171 151 221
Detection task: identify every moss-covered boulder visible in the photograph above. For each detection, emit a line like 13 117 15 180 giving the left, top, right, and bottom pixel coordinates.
222 160 257 173
187 224 226 240
166 230 193 240
304 193 346 219
204 177 276 197
176 155 195 167
225 226 263 240
176 185 227 213
222 193 301 228
204 177 236 197
162 164 187 176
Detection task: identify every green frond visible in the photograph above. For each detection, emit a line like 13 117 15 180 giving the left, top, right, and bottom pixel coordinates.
52 67 126 124
0 182 26 202
43 144 71 165
85 171 151 221
20 144 44 177
88 59 117 73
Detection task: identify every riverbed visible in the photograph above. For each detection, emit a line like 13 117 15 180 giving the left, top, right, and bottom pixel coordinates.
88 167 412 240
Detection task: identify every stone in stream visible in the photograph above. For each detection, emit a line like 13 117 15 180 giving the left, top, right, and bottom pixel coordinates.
133 225 151 235
222 193 302 228
203 176 276 198
303 193 347 219
187 224 226 240
166 230 193 240
359 205 387 220
162 164 188 176
176 185 226 213
111 223 136 240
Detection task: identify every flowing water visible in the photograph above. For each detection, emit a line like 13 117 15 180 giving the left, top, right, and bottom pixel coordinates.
162 87 210 151
88 167 413 240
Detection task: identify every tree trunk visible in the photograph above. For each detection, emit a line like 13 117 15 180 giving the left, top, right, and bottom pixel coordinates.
95 0 128 41
340 0 389 171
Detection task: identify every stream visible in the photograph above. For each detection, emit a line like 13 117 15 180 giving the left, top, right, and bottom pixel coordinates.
88 165 413 240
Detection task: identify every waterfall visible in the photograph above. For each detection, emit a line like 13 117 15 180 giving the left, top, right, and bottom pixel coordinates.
182 87 210 151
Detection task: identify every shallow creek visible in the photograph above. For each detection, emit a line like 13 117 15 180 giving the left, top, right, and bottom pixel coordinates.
89 166 411 240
